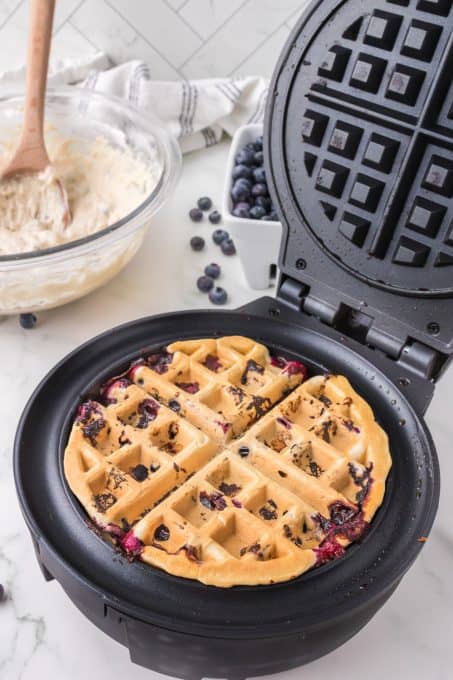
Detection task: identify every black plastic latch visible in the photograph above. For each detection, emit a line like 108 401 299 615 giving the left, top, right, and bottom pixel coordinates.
277 275 442 381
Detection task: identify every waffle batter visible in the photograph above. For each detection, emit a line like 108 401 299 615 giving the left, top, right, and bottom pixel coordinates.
0 135 157 255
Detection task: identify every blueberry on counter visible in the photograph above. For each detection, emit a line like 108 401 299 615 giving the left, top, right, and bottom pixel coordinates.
232 164 253 181
249 205 266 220
197 275 214 293
209 286 228 305
197 196 212 211
208 210 222 224
221 238 236 256
204 263 221 279
212 229 229 245
189 207 203 222
19 313 37 329
190 236 205 251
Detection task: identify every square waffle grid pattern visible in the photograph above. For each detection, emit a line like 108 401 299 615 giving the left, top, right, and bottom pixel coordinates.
290 0 453 291
65 385 219 527
127 375 385 586
130 337 304 441
64 340 391 587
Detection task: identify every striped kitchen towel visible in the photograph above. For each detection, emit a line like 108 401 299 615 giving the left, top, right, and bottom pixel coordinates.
0 53 269 154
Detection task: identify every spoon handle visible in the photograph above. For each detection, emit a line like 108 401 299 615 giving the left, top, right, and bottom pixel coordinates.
20 0 56 160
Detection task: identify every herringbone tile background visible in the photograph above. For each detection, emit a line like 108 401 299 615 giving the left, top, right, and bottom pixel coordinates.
0 0 309 78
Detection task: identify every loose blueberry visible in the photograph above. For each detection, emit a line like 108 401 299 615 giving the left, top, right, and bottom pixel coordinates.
19 313 37 330
209 286 228 305
231 181 251 203
204 263 221 279
190 236 205 251
254 136 263 151
208 210 222 224
189 207 203 222
251 182 268 198
232 204 250 218
244 142 255 152
250 205 266 219
254 151 264 165
212 229 229 245
232 164 253 181
197 196 212 211
254 195 272 211
131 464 149 482
253 166 266 183
235 148 255 166
221 238 236 256
197 275 214 293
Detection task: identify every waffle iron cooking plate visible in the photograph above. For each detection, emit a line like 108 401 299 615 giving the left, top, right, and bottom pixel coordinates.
14 1 452 678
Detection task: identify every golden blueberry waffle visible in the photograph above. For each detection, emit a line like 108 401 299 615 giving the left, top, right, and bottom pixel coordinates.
64 336 392 587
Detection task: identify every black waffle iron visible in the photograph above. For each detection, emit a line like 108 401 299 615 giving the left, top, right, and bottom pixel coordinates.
14 1 453 678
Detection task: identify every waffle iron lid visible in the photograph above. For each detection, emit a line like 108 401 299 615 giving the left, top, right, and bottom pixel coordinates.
265 0 453 364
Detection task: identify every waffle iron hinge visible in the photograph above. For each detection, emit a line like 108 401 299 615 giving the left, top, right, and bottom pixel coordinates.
278 277 443 382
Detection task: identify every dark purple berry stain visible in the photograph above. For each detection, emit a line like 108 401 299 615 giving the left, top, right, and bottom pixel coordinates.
204 354 222 372
168 399 181 412
218 482 241 496
312 501 369 566
154 524 170 541
175 381 200 394
146 350 173 374
343 419 361 434
259 499 278 521
136 399 160 428
77 401 106 446
240 358 264 385
101 377 131 404
277 416 292 430
271 356 308 378
199 491 227 511
120 530 144 557
349 462 374 506
131 464 149 482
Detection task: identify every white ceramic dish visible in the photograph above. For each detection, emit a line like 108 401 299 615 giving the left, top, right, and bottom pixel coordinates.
222 123 282 290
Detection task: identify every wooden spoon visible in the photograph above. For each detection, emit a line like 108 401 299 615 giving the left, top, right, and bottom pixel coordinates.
0 0 71 226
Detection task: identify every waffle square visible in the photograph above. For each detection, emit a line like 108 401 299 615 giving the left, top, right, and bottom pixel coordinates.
64 337 391 587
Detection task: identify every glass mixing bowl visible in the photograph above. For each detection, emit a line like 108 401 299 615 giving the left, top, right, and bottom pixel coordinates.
0 89 181 315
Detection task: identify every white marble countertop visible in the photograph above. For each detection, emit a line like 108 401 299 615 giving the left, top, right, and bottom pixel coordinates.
0 141 451 680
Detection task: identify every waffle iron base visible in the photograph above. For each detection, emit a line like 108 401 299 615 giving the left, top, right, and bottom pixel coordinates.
14 297 439 679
